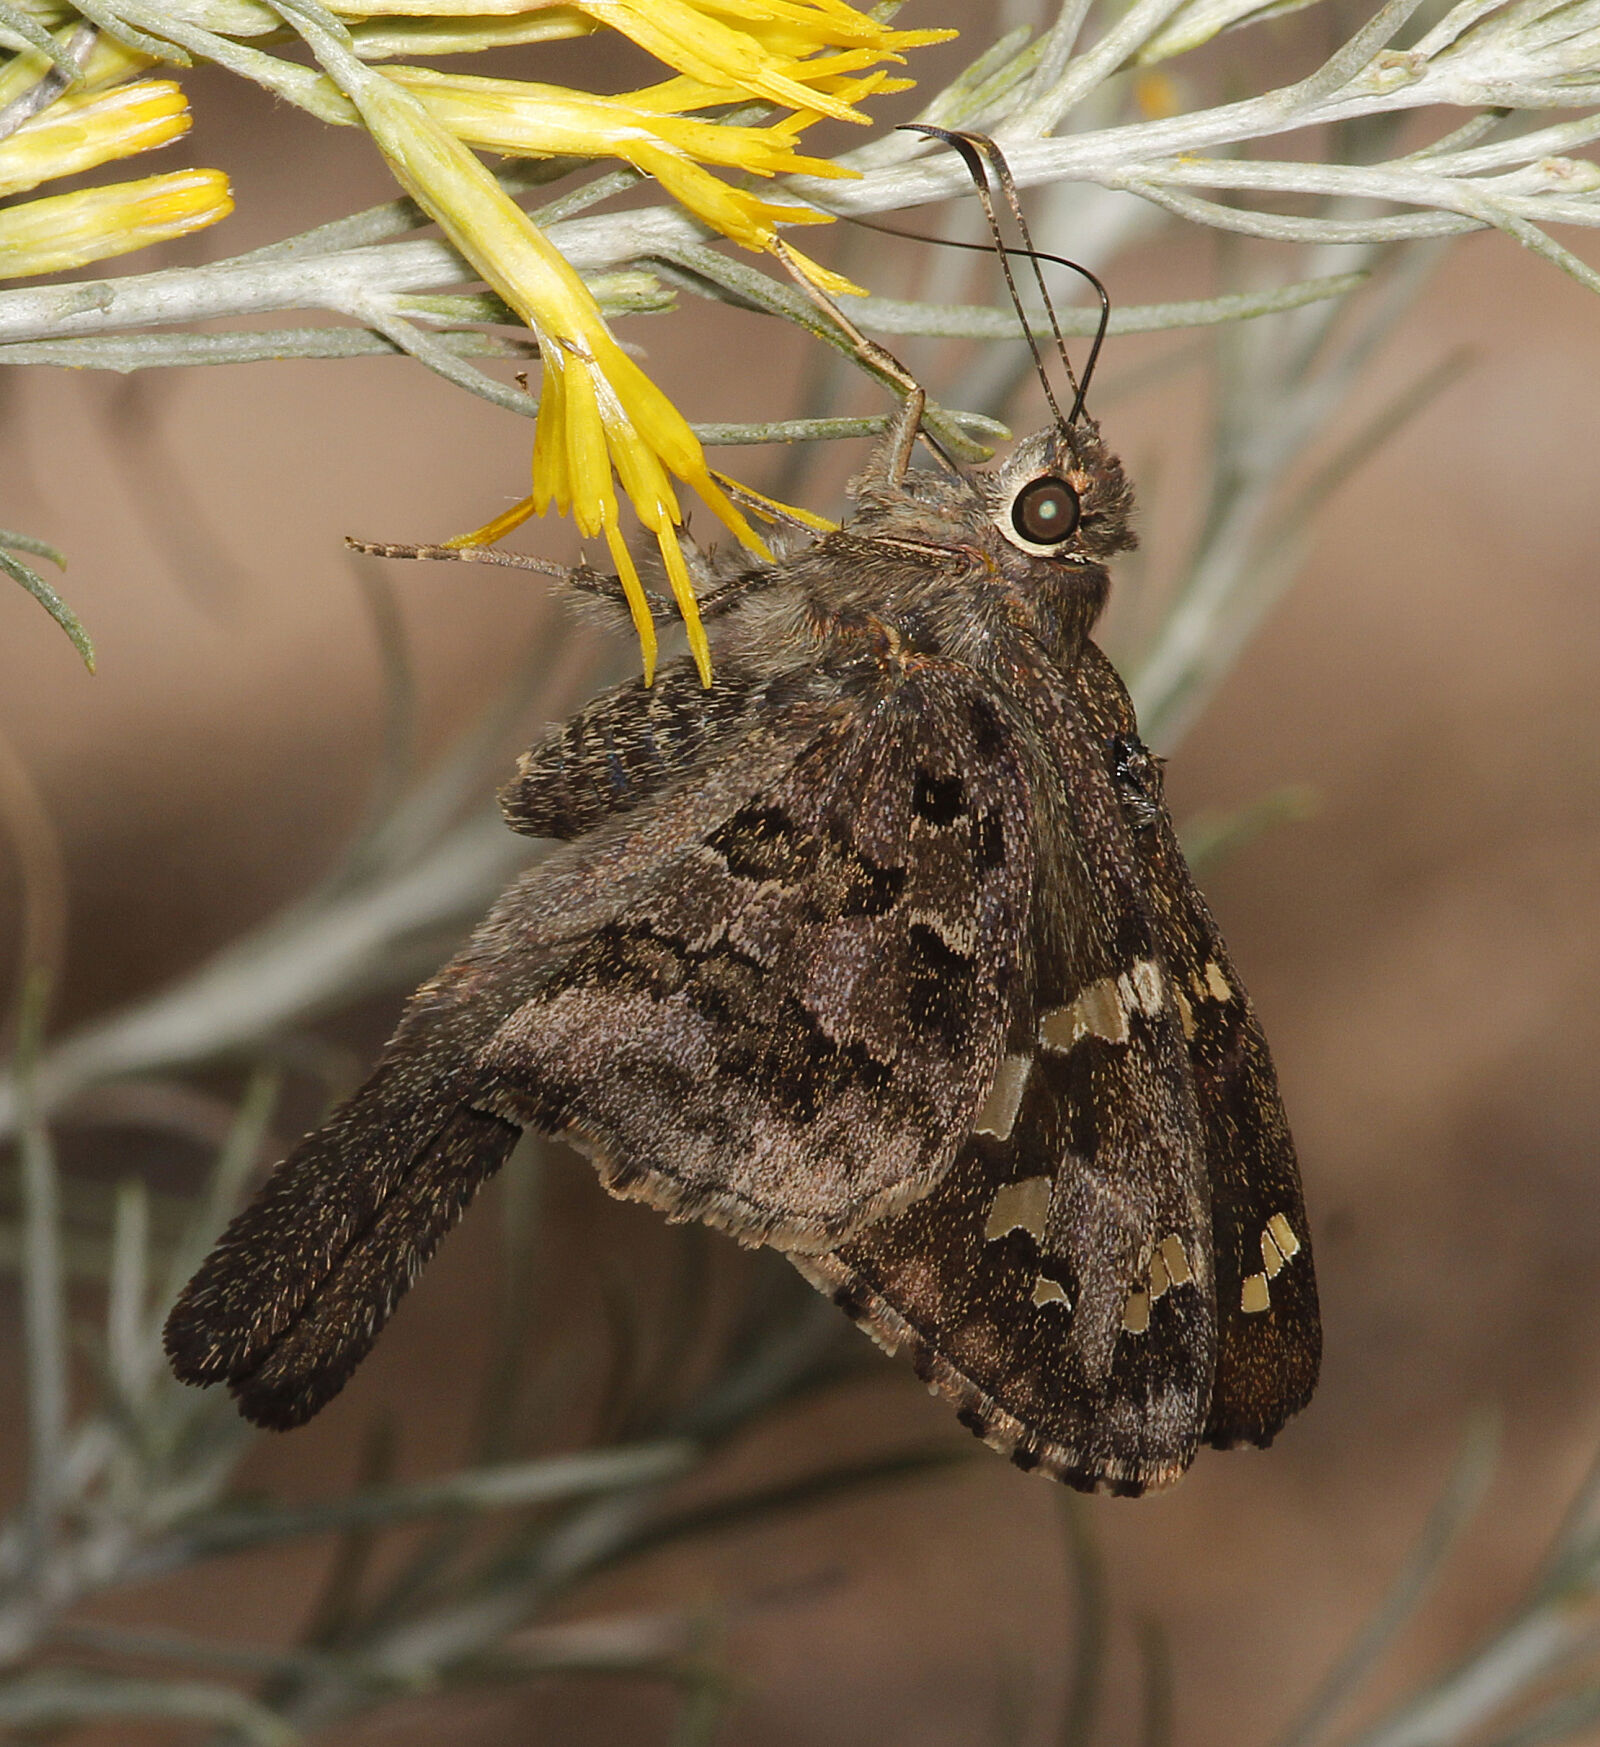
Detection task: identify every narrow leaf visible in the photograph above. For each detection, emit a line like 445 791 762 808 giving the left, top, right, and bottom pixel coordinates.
0 545 94 672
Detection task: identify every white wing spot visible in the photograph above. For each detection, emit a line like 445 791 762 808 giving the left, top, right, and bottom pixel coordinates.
1173 985 1196 1039
1149 1249 1171 1300
1241 1272 1272 1314
1160 1234 1194 1286
1262 1228 1288 1278
1123 1289 1151 1334
973 1052 1032 1141
1204 960 1233 1002
1032 1275 1070 1308
1267 1213 1301 1259
985 1176 1051 1243
1039 977 1128 1050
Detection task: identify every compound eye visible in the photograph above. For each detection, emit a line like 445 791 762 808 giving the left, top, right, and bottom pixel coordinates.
1010 475 1081 549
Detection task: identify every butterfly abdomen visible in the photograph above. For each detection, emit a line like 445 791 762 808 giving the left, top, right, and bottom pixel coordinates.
163 1060 521 1428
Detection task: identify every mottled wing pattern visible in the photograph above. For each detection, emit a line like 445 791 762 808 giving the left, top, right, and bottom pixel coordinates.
1074 644 1321 1447
796 660 1218 1495
165 669 860 1425
169 657 1035 1425
478 660 1038 1253
501 661 767 841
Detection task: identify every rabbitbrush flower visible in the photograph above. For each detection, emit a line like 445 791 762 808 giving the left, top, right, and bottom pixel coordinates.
275 0 952 680
381 63 905 288
0 64 233 280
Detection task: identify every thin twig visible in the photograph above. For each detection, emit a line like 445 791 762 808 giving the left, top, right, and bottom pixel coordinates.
13 973 65 1573
1279 1416 1500 1747
1059 1494 1108 1747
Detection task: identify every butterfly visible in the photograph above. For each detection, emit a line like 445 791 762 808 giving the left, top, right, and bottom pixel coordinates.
163 131 1319 1496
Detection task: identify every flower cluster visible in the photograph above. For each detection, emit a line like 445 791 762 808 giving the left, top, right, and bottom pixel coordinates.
0 32 232 280
280 0 951 679
0 0 949 677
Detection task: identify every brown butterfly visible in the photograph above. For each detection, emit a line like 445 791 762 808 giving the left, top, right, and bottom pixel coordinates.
165 130 1318 1494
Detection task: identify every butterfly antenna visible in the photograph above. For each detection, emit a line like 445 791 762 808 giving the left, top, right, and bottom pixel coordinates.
896 125 1110 427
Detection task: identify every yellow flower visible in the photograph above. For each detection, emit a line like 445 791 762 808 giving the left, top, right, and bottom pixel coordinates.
0 169 234 279
0 81 193 199
0 46 232 280
385 66 842 179
566 0 951 123
329 0 954 84
331 49 766 680
382 64 868 286
282 0 952 680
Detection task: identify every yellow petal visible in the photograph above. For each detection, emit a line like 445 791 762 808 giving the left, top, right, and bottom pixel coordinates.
531 360 572 516
602 380 686 533
603 522 659 681
781 244 866 298
621 60 913 114
570 0 883 122
655 524 709 683
0 81 192 199
0 168 232 279
731 11 956 57
557 350 618 538
449 494 539 546
621 142 823 250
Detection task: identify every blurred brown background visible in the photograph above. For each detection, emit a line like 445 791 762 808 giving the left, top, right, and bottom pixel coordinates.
1 15 1598 1745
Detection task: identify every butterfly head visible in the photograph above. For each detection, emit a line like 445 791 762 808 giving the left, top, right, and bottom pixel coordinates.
985 420 1136 571
825 416 1137 670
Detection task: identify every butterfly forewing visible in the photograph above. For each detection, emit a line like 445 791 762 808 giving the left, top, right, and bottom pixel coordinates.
796 664 1219 1494
1073 645 1321 1448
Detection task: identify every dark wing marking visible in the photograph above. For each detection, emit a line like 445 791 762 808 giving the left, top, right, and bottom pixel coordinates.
478 660 1036 1252
795 655 1216 1494
1074 642 1320 1448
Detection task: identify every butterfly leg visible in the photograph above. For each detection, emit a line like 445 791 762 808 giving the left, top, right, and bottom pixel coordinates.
347 537 569 579
771 239 929 486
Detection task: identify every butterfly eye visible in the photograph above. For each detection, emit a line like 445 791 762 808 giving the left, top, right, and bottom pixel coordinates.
1010 475 1081 549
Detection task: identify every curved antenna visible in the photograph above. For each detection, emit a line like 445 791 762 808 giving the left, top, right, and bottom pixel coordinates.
845 214 1112 414
899 126 1067 434
893 125 1110 426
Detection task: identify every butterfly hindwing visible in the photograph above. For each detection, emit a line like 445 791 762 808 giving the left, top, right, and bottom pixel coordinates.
165 671 860 1421
477 658 1037 1253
